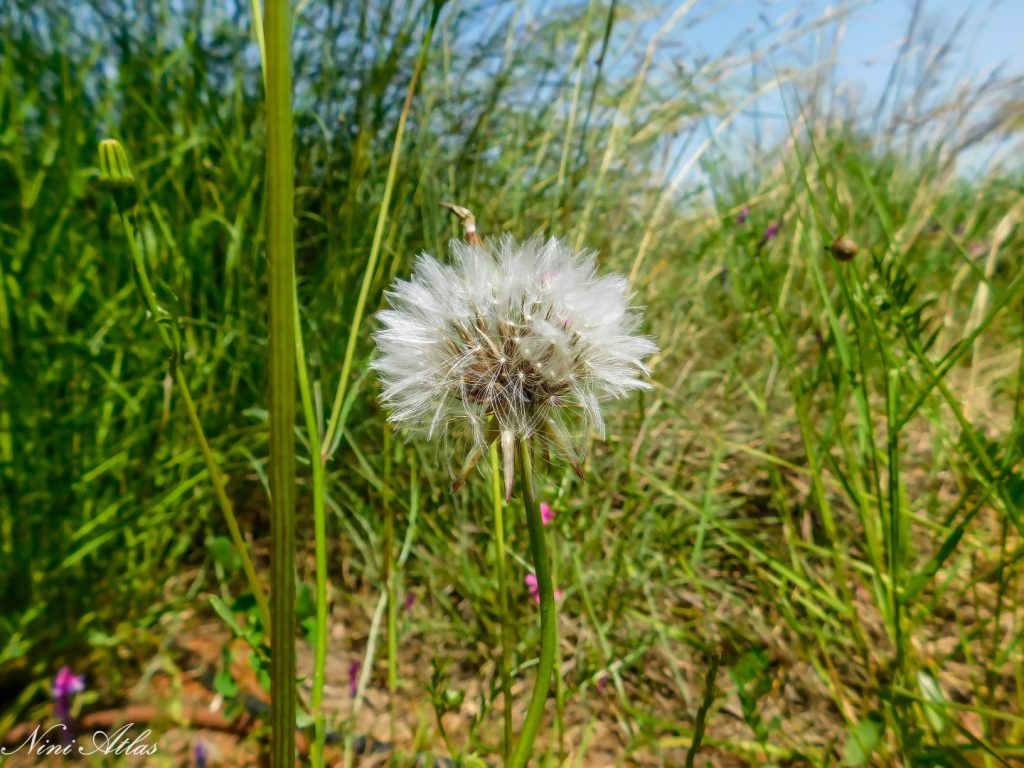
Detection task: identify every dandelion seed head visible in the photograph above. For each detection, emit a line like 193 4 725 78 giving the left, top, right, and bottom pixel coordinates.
372 235 658 476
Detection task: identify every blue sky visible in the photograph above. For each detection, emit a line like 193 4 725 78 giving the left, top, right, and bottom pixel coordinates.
687 0 1022 106
604 0 1024 173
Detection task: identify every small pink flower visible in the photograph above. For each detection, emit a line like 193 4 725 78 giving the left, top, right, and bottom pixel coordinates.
524 574 563 605
348 660 361 698
540 502 554 526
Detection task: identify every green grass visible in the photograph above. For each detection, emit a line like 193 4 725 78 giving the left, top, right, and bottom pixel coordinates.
1 1 1022 765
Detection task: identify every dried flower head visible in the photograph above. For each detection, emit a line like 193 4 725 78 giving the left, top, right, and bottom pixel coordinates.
830 235 859 262
373 234 657 497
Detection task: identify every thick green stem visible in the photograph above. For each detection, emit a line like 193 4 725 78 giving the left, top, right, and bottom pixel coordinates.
265 0 297 763
490 441 513 760
509 438 556 768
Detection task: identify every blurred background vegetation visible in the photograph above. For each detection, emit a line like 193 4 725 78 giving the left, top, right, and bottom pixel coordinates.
1 0 1022 764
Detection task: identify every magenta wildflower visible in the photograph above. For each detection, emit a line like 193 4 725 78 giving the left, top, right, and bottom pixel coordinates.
597 674 608 692
735 205 750 225
52 666 84 744
761 220 781 243
404 592 416 612
53 666 85 699
524 573 562 605
540 502 555 526
194 741 209 768
348 660 361 698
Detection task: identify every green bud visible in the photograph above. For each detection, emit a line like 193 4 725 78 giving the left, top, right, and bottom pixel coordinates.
441 688 464 710
97 139 138 209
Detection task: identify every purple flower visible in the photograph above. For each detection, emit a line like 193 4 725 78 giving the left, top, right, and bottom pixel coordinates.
597 674 608 692
404 592 415 612
194 741 209 768
540 502 555 526
348 660 362 698
53 667 85 700
735 206 750 225
52 667 84 745
761 221 781 243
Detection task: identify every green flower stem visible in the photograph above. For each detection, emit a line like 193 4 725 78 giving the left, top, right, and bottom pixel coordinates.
383 425 399 744
552 534 566 759
509 437 556 768
112 202 271 637
490 440 513 760
320 1 444 461
265 0 298 762
176 374 272 634
292 289 328 768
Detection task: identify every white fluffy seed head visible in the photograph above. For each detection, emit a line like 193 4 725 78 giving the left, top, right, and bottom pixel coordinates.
372 234 658 472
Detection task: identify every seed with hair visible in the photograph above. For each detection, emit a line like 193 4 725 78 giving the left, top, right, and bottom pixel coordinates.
372 234 658 497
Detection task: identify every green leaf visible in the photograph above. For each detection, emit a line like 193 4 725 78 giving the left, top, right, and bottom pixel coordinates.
296 580 315 623
209 594 246 638
214 648 238 698
207 535 240 573
87 629 122 648
917 670 948 734
842 716 883 766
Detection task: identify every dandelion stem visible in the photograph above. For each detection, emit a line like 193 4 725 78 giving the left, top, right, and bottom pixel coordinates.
265 0 298 762
109 194 271 638
490 440 514 760
293 287 328 768
383 425 399 746
176 374 272 636
509 437 556 768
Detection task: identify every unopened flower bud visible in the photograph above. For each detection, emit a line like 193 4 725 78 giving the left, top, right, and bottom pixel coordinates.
97 139 138 209
441 688 465 710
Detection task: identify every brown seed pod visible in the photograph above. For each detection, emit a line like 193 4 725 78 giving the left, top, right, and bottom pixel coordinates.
831 235 859 262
